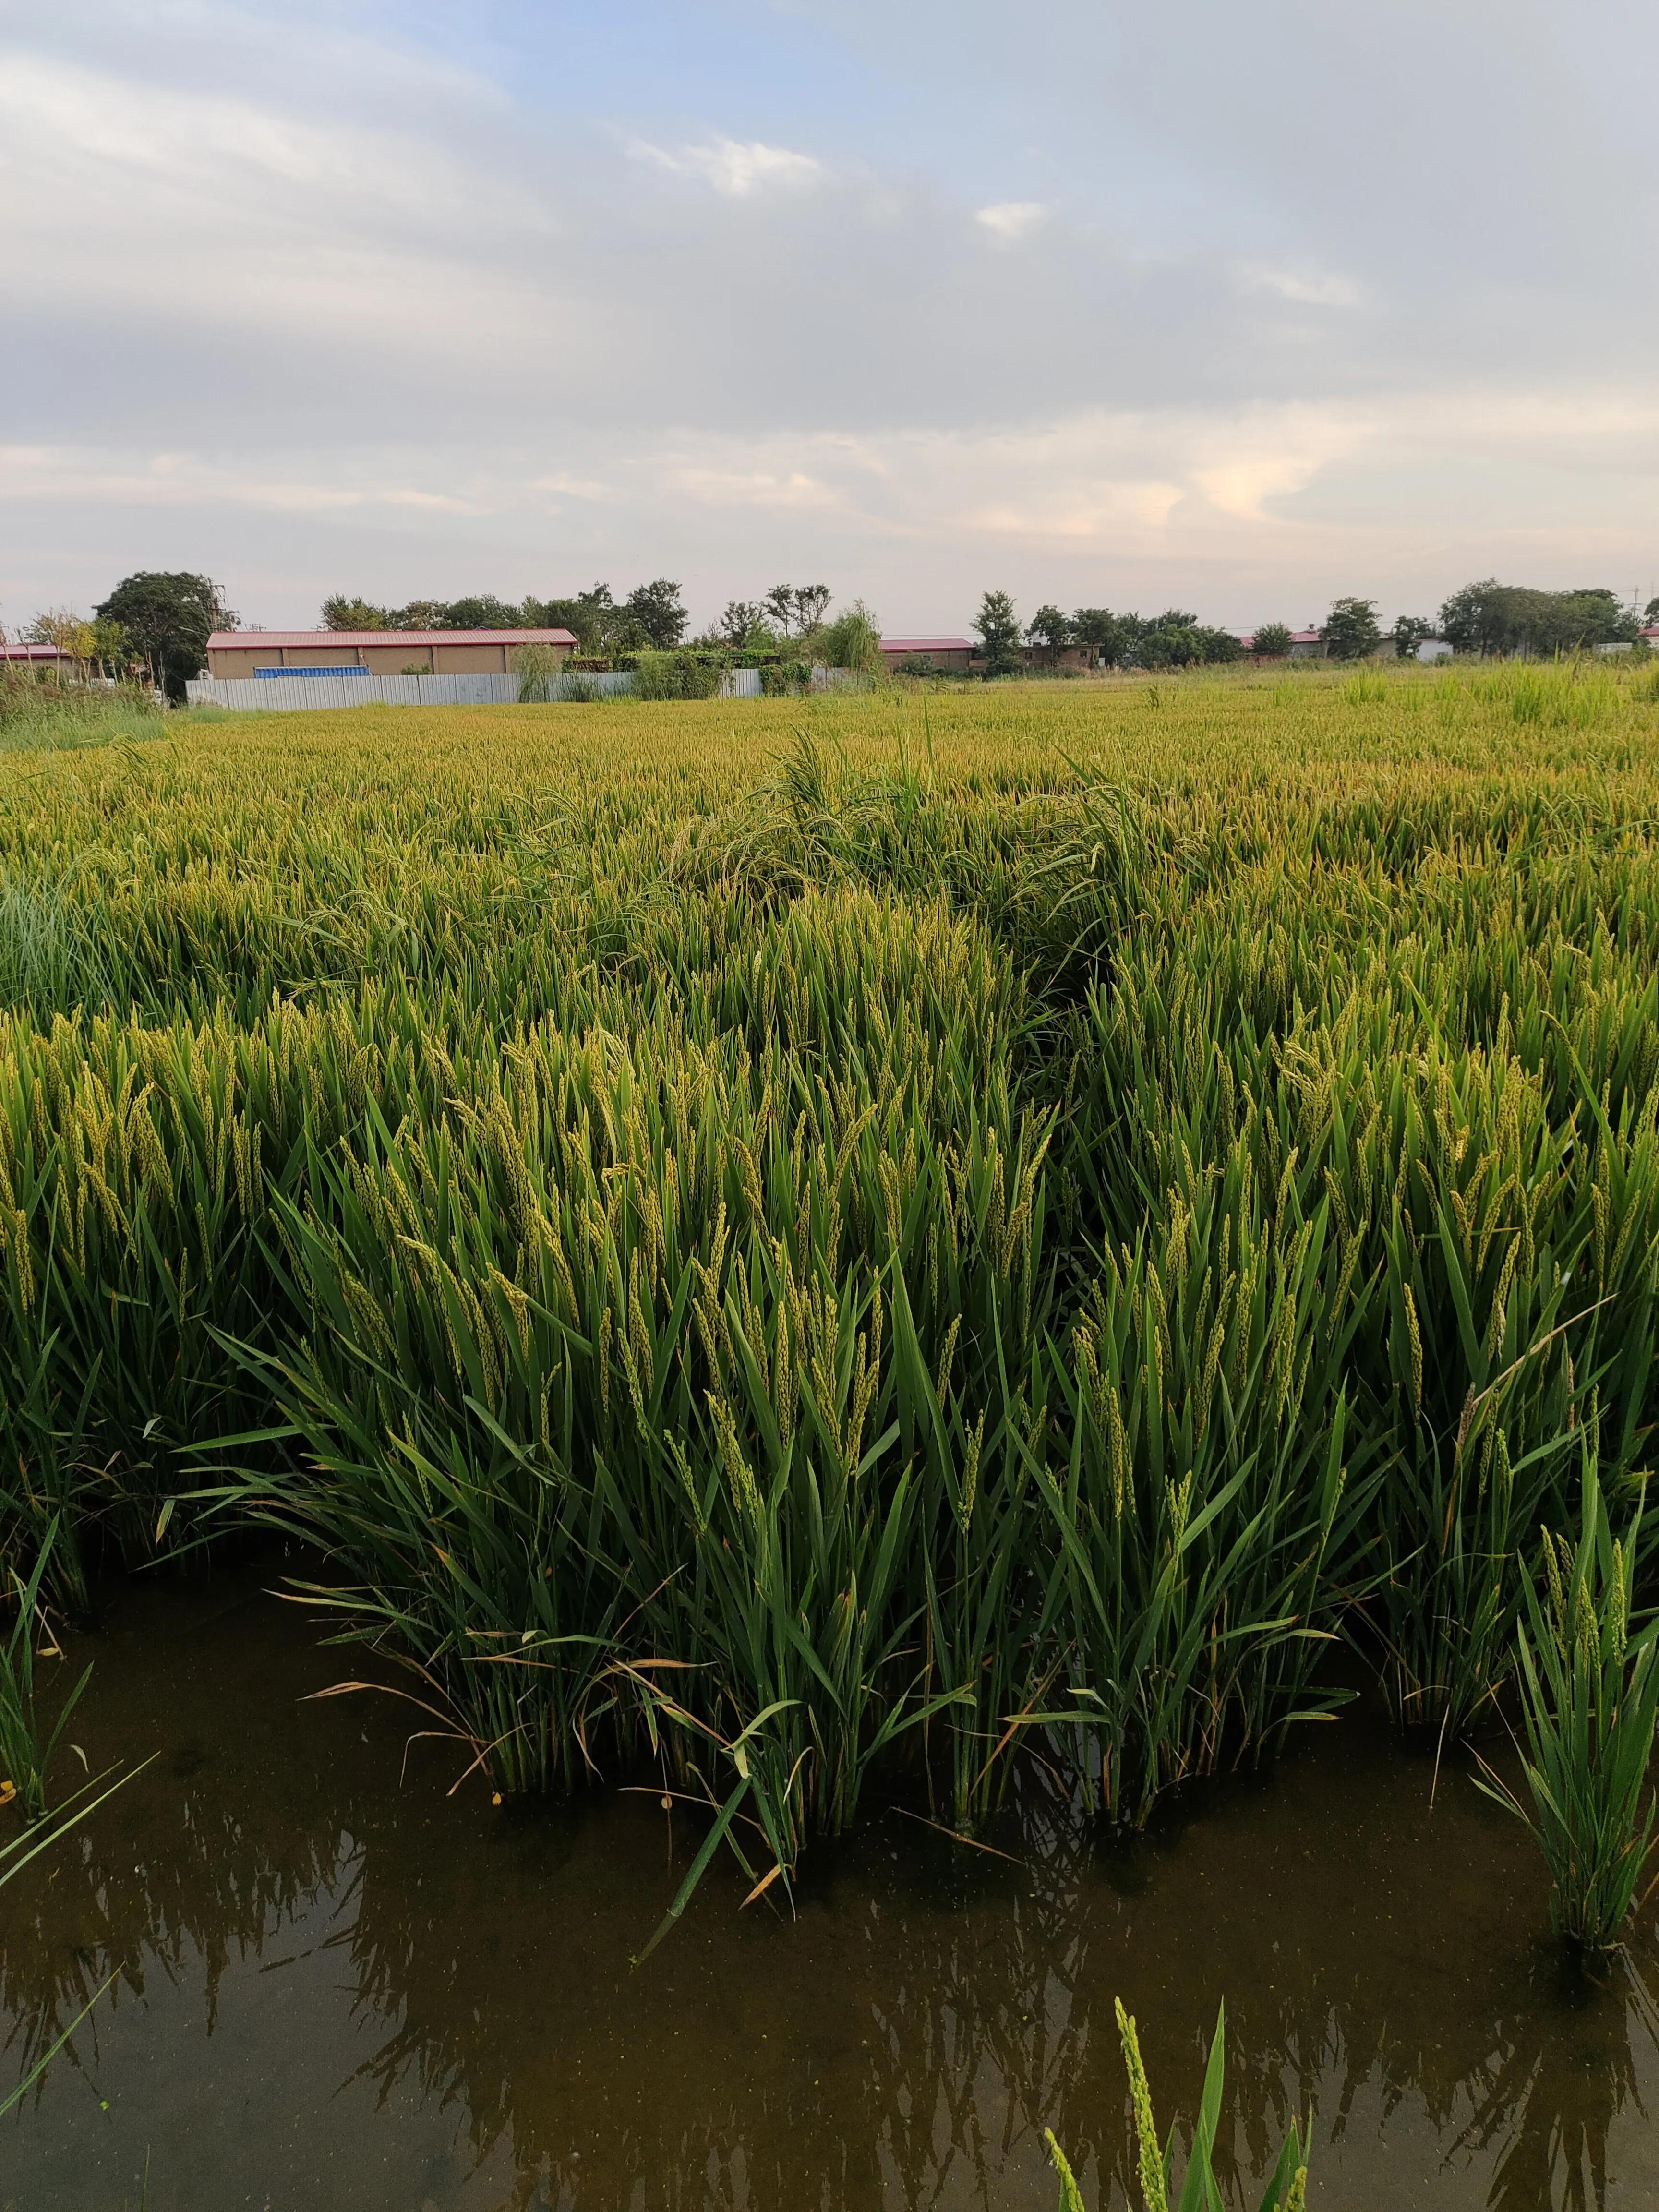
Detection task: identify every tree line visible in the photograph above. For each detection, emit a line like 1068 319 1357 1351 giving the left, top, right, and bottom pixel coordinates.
12 568 1655 705
323 581 883 671
320 582 691 654
972 580 1656 673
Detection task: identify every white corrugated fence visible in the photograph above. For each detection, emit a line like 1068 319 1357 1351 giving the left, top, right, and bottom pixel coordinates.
185 668 782 712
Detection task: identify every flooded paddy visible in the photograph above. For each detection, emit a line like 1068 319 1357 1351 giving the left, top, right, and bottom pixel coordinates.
5 1567 1657 2211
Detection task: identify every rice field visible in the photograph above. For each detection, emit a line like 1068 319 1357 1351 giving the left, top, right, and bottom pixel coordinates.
3 657 1659 1932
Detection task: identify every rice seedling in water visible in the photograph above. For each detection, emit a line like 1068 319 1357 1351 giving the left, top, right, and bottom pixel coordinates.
1476 1446 1659 1955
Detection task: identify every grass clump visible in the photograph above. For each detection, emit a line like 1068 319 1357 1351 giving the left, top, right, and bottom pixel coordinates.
0 675 165 754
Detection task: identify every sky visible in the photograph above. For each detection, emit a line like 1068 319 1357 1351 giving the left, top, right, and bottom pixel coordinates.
2 0 1656 637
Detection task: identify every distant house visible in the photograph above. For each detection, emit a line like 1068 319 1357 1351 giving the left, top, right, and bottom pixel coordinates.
1644 625 1659 649
1023 642 1097 672
878 636 977 676
1239 629 1330 659
0 642 66 670
205 627 577 679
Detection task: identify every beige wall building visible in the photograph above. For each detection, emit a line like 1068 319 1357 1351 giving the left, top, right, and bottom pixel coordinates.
878 636 977 675
205 628 577 679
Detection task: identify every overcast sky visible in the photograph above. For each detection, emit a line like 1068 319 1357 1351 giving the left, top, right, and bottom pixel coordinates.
3 0 1656 635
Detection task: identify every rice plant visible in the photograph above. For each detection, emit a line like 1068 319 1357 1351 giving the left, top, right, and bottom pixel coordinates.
1476 1446 1659 1954
0 661 1655 1935
1047 1998 1309 2211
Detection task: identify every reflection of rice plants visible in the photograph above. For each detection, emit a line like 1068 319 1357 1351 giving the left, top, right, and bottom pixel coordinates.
1048 1998 1309 2210
1 1760 145 2115
1478 1449 1659 1955
0 1522 91 1822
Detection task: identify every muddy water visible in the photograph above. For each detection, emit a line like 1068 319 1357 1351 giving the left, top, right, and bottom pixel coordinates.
3 1570 1658 2211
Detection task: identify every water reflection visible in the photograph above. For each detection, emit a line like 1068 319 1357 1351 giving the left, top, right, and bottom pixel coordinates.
3 1571 1658 2211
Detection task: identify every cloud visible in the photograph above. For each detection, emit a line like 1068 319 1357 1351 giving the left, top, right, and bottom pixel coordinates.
1235 262 1363 309
4 0 1659 633
0 52 541 233
0 446 476 515
974 200 1048 242
626 135 826 196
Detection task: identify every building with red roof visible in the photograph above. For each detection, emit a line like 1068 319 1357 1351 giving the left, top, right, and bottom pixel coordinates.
877 636 977 674
206 628 577 679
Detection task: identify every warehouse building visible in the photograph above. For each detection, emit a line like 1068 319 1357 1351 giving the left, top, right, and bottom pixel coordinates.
877 636 977 675
205 627 577 679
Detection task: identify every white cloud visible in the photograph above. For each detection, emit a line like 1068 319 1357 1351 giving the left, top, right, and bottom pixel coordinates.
974 201 1049 242
5 0 1659 633
0 52 542 232
626 135 826 197
0 447 476 515
1235 261 1364 309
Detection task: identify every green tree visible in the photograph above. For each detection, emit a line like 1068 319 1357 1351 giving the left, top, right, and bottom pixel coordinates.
1439 580 1634 657
624 579 688 649
1321 596 1382 661
320 596 391 630
1026 604 1074 652
718 601 767 649
974 590 1023 677
530 586 618 655
24 609 97 660
437 595 524 629
818 600 882 675
1250 622 1293 659
763 584 797 635
1645 596 1659 625
1198 626 1242 663
1072 608 1127 665
758 585 831 639
88 618 130 673
1129 611 1205 668
1392 614 1438 659
1562 589 1637 646
793 585 831 634
387 600 447 630
94 571 232 699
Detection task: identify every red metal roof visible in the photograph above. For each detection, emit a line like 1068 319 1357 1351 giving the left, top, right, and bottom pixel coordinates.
207 628 577 649
878 637 975 654
0 641 65 661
